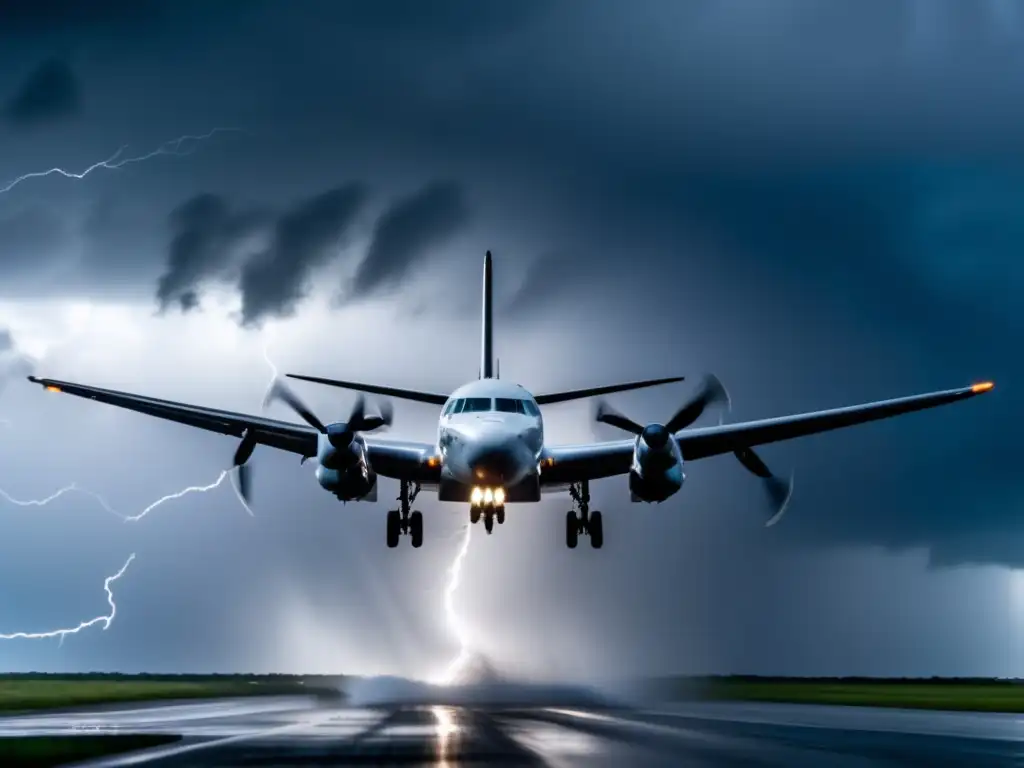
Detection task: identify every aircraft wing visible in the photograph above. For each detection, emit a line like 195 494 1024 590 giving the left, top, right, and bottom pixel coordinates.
540 382 993 485
26 376 437 479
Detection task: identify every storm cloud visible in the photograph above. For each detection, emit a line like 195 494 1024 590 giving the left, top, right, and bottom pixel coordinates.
345 181 470 303
155 194 266 313
3 57 81 128
239 183 369 327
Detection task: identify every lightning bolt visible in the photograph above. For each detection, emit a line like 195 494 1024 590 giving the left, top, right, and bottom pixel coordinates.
0 128 257 647
434 522 474 685
0 554 135 645
0 340 279 523
123 471 250 522
0 128 244 196
0 482 122 520
262 343 279 397
0 343 272 644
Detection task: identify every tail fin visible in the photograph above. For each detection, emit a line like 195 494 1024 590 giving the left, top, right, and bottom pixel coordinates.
481 250 494 379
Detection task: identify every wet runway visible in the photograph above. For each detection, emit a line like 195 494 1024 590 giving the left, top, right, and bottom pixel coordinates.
6 695 1024 766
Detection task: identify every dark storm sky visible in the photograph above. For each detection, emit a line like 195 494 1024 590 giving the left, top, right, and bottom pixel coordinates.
0 0 1018 679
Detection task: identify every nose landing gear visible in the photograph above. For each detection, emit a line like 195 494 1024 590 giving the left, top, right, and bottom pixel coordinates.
469 502 505 534
566 481 603 549
386 480 423 548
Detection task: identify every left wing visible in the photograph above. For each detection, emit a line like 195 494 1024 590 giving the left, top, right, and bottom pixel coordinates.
27 376 436 480
541 382 994 485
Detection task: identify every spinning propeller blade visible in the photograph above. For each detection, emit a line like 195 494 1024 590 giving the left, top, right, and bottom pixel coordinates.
264 379 327 433
231 428 258 505
594 373 791 525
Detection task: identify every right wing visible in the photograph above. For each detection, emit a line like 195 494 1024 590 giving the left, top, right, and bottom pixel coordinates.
27 376 439 480
540 381 994 486
675 382 994 462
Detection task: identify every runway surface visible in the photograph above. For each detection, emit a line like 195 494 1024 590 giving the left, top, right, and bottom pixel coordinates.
6 694 1024 766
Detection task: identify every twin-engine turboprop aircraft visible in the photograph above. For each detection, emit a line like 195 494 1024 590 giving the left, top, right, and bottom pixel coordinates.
28 251 993 549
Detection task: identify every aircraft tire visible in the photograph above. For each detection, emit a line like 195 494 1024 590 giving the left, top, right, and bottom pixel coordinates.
496 505 505 525
565 511 578 549
470 505 481 524
386 509 400 548
589 510 604 549
410 510 424 548
484 513 494 534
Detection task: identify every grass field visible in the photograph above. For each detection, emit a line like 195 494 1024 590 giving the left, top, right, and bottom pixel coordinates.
6 674 1024 716
0 734 179 767
0 674 344 713
678 677 1024 713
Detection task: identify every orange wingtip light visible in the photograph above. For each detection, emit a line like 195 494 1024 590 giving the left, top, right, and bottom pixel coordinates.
971 381 994 393
44 385 61 393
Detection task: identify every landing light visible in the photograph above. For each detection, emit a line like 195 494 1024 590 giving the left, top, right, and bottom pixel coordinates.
470 486 505 506
971 381 995 393
45 385 61 393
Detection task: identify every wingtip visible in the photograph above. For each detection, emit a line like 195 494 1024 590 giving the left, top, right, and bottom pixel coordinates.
970 380 995 394
27 375 39 384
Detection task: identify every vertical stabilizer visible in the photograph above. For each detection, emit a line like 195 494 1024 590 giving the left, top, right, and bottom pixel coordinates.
481 250 494 379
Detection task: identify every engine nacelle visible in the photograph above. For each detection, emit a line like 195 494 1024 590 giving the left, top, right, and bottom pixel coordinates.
316 431 377 501
628 424 685 503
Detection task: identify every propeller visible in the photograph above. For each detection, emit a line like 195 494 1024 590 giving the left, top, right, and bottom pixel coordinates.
593 373 793 526
263 377 393 445
232 429 258 505
594 374 731 442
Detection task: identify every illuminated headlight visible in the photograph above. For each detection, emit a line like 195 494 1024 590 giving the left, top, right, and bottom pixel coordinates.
483 488 494 504
470 487 483 505
494 487 506 505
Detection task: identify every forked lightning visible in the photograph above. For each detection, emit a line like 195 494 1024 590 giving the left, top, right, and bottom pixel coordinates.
0 554 135 643
27 252 995 549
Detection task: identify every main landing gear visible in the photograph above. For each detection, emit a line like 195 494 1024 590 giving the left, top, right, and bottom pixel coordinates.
566 480 603 550
387 481 423 549
470 499 505 534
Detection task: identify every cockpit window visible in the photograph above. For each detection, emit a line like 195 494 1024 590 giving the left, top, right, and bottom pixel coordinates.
494 398 520 413
462 397 492 413
442 400 456 416
522 400 540 417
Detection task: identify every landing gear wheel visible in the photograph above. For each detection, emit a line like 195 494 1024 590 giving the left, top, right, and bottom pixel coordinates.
386 509 400 548
589 510 603 549
567 481 591 550
565 511 578 549
470 505 481 524
484 513 494 534
410 510 424 548
496 506 505 525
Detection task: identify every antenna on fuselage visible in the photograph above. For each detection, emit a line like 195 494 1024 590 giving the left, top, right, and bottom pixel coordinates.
496 358 500 379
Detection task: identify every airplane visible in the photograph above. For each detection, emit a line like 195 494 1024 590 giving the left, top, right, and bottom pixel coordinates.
27 251 994 550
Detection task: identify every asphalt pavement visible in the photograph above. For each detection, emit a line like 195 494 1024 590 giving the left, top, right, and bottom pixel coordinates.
5 695 1024 766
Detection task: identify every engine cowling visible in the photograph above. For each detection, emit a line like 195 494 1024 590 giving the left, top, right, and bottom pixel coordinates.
316 430 377 500
628 424 685 503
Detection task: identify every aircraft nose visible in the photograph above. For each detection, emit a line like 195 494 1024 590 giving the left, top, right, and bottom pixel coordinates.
467 442 523 486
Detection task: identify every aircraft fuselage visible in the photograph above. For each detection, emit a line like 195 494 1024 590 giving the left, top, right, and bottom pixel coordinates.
437 378 544 503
